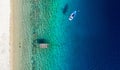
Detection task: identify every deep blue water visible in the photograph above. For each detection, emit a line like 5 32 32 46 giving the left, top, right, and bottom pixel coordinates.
68 0 120 70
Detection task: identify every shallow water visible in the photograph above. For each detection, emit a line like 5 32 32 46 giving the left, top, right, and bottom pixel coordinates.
11 0 72 70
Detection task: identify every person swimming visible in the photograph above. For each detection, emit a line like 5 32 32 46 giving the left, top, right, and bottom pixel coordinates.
69 10 77 21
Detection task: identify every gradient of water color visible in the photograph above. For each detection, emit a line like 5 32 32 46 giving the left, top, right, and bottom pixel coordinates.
11 0 120 70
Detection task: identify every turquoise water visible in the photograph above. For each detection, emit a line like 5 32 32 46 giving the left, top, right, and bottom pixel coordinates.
11 0 73 70
30 0 71 70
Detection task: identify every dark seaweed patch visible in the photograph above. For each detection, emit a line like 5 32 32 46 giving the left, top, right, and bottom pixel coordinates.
19 43 21 48
19 46 21 48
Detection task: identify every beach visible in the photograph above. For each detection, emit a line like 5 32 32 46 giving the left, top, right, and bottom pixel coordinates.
10 0 32 70
0 0 10 70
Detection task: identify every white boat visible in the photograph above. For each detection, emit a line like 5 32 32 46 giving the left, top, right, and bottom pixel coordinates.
69 11 77 21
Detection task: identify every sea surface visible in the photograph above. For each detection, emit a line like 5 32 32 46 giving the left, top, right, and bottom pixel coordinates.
11 0 120 70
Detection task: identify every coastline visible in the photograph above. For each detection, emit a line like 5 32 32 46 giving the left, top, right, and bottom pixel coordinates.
10 0 13 70
10 0 71 70
10 0 32 70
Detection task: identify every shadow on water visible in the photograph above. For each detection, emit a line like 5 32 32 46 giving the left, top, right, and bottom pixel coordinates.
36 39 48 44
62 3 69 15
33 38 49 44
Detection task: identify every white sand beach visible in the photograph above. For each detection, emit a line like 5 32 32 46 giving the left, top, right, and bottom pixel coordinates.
0 0 10 70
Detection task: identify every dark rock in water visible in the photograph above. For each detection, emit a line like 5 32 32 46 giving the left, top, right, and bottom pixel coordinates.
19 46 21 48
62 4 68 14
19 43 21 48
36 39 48 44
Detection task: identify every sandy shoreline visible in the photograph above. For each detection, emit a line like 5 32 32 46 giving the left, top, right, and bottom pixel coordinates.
10 0 13 70
10 0 22 70
10 0 15 70
10 0 32 70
